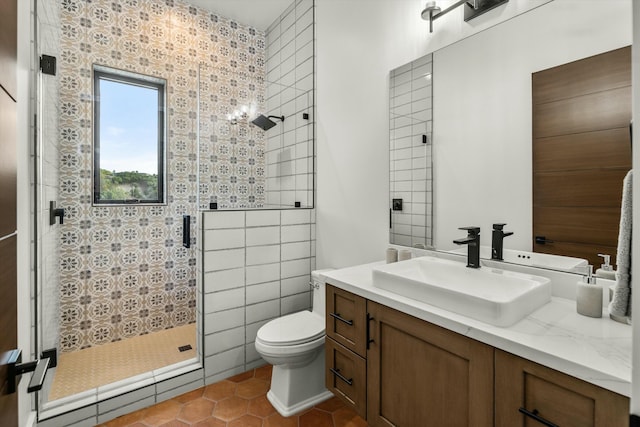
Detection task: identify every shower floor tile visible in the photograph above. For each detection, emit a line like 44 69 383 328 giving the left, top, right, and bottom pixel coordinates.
49 323 197 401
99 365 368 427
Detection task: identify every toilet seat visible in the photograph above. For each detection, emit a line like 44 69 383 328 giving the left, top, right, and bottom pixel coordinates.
257 310 325 347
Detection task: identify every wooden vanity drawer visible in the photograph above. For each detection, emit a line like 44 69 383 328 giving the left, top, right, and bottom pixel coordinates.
495 349 629 427
326 284 368 357
326 337 367 419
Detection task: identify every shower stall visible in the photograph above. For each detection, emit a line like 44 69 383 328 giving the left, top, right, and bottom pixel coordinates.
32 0 315 423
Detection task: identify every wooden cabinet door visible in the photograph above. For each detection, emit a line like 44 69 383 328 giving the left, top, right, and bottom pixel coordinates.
325 338 367 419
367 301 494 427
495 350 629 427
326 284 368 358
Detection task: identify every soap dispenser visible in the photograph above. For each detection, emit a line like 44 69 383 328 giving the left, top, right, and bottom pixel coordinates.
595 254 616 280
576 265 602 318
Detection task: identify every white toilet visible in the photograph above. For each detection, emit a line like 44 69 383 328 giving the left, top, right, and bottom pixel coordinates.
254 269 334 417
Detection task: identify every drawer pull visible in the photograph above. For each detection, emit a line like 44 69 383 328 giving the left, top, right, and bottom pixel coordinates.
366 313 374 349
330 368 353 385
518 408 559 427
329 312 354 326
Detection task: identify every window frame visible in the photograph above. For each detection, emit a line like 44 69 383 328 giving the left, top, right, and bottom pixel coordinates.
93 65 167 205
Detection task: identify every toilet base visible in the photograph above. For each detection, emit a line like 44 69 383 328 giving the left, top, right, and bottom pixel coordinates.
266 349 333 417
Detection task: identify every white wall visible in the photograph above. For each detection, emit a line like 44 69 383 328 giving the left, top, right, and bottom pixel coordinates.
433 0 632 251
316 0 426 269
316 0 565 269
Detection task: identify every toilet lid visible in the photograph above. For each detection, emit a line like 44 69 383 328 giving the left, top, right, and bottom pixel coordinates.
257 311 325 346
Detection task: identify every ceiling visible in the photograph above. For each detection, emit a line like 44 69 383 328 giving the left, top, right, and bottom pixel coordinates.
184 0 293 31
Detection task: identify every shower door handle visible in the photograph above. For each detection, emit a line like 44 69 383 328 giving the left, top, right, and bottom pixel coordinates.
4 349 51 393
182 215 191 248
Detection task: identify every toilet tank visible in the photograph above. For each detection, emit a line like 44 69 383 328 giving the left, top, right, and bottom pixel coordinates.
311 269 333 317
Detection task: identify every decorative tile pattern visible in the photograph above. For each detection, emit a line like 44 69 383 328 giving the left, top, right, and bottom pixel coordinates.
99 365 368 427
56 0 268 351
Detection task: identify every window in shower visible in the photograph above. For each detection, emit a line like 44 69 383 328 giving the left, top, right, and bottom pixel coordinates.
93 65 166 205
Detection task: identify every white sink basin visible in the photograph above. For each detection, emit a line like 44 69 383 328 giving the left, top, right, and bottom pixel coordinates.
372 256 551 327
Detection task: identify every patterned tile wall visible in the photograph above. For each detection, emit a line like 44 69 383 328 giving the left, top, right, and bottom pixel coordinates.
389 54 434 249
56 0 268 351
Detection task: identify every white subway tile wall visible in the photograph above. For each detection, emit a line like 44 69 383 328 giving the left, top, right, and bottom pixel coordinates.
389 53 434 248
199 209 315 382
264 0 315 208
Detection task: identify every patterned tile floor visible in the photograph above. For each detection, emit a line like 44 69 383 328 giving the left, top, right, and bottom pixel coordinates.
99 365 368 427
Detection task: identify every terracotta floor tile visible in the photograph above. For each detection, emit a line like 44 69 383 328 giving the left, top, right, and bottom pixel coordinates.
254 364 272 380
332 407 367 427
228 414 264 427
299 408 333 427
141 399 183 426
314 396 345 413
99 409 145 426
213 396 250 421
177 397 216 423
157 421 190 427
264 413 299 427
106 365 370 427
248 395 276 418
204 380 237 401
228 370 255 383
236 378 270 399
192 418 227 427
173 387 205 404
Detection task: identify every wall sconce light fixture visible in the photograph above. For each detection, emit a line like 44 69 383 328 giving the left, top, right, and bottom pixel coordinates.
422 0 509 33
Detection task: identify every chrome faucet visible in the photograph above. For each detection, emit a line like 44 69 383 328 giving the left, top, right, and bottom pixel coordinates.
491 223 514 261
453 226 481 268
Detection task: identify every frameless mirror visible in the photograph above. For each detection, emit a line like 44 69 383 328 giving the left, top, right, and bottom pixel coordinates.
389 1 632 273
389 54 434 249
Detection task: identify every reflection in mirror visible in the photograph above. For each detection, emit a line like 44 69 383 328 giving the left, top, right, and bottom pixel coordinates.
388 0 632 272
389 54 434 249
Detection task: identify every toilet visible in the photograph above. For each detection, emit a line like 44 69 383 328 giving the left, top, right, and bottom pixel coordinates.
254 269 334 417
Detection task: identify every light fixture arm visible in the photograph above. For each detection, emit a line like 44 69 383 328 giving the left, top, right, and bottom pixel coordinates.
427 0 478 33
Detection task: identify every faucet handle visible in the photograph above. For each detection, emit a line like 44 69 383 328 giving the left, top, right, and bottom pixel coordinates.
493 223 506 230
459 226 480 235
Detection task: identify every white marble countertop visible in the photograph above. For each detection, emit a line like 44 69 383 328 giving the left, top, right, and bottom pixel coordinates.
321 260 632 397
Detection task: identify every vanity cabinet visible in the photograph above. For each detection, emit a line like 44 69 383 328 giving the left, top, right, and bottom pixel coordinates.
495 349 628 427
325 284 494 425
325 283 630 427
325 284 368 418
366 300 494 427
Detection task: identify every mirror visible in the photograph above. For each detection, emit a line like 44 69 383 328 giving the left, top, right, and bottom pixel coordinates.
389 54 433 249
389 0 632 271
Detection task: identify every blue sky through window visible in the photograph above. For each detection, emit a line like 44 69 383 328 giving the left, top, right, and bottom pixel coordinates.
99 79 159 175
